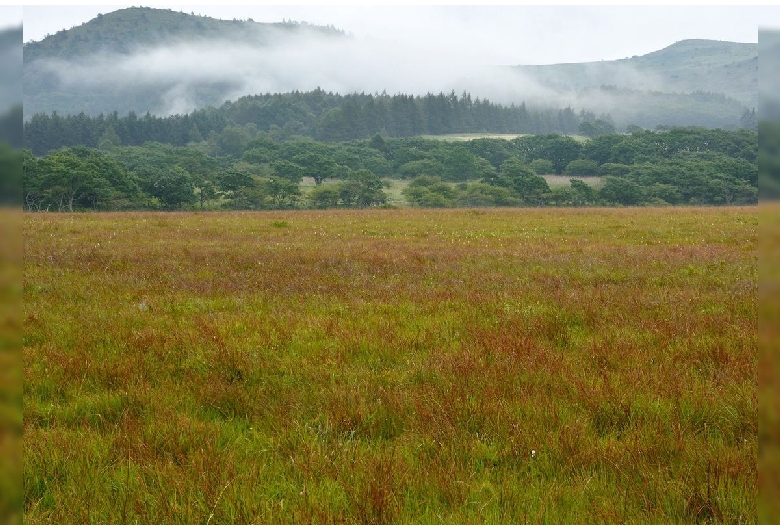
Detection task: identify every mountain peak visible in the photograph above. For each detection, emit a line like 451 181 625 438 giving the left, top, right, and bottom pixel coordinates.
23 7 345 63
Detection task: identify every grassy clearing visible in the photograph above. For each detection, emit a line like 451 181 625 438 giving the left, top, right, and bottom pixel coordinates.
24 206 757 523
419 133 590 143
420 133 527 142
542 175 602 188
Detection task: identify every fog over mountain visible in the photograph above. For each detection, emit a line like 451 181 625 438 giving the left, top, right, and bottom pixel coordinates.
23 7 757 129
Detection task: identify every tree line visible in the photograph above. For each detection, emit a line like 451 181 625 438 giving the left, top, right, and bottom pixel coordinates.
23 126 757 212
23 89 618 155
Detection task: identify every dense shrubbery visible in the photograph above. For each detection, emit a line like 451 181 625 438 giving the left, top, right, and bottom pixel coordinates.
22 127 757 211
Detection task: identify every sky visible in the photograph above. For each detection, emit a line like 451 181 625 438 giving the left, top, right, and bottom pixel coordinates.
15 3 780 66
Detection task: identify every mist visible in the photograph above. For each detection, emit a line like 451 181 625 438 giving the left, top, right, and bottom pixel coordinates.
25 25 752 128
34 28 552 116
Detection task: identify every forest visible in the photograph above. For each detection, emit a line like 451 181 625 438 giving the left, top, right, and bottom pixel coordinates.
22 125 757 211
23 89 609 155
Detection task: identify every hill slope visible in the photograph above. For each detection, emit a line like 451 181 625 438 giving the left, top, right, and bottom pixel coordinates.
23 7 347 118
23 9 756 130
514 39 756 107
23 6 344 62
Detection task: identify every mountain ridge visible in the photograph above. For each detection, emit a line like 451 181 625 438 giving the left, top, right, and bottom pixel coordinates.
512 39 756 107
23 8 757 130
23 6 345 62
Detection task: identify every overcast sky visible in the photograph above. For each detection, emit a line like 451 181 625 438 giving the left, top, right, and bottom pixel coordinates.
14 3 780 66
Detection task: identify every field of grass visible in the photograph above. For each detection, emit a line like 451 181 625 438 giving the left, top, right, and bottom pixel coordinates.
420 133 589 143
23 206 757 524
542 175 602 188
420 133 527 142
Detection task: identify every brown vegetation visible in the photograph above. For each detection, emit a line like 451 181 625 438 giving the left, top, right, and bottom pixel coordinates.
23 206 757 523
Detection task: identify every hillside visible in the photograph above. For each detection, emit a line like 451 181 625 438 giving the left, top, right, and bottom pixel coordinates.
22 6 344 63
514 39 757 107
23 8 756 131
23 7 347 118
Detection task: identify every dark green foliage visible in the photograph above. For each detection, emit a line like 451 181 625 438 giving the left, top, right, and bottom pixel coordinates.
600 176 643 205
402 176 458 208
496 157 550 204
23 147 142 211
564 159 599 176
306 169 387 209
624 153 757 205
397 159 446 180
368 134 388 154
22 127 757 210
579 118 616 137
246 177 300 209
598 163 631 177
338 169 387 208
24 90 588 156
432 145 489 182
219 169 255 192
308 184 341 209
242 147 275 164
570 179 598 206
529 158 554 175
215 126 249 158
137 164 195 209
97 124 121 150
271 160 305 183
513 134 582 174
581 134 625 165
456 182 520 207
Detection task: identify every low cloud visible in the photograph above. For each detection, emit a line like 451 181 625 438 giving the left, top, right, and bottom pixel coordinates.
27 25 742 128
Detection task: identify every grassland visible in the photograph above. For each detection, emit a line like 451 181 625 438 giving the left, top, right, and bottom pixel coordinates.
420 133 590 143
23 206 757 524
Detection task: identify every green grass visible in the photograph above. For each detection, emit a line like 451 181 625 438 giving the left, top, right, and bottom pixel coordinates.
24 206 757 523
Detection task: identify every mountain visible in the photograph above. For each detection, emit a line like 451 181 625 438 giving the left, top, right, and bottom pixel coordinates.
23 7 347 118
513 39 756 107
23 8 756 131
506 39 756 129
22 7 344 63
